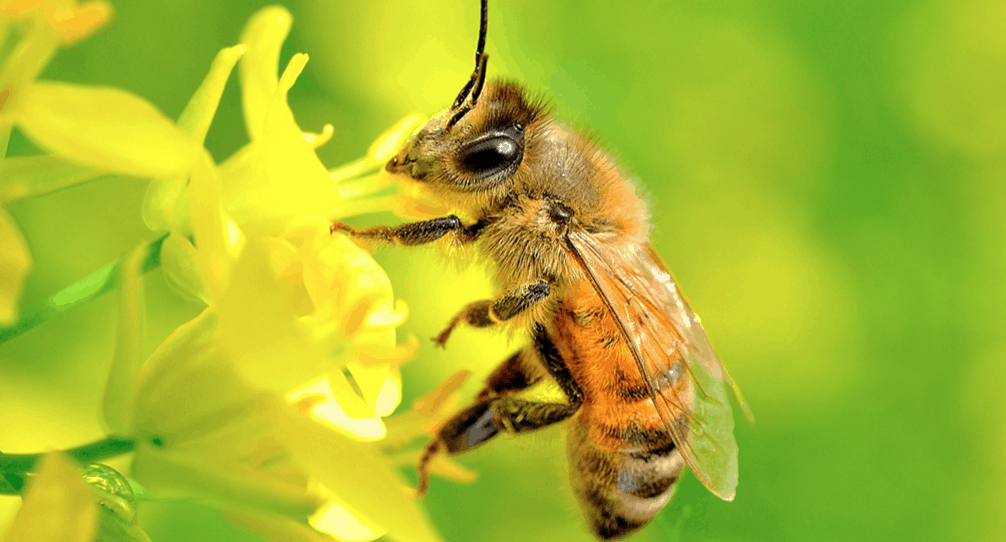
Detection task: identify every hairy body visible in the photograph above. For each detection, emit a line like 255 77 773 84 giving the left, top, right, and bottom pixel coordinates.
332 78 740 539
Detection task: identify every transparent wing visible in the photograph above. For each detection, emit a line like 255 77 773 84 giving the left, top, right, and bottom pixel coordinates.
565 228 749 501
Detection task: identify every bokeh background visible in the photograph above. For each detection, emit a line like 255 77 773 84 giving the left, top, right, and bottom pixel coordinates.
2 0 1005 541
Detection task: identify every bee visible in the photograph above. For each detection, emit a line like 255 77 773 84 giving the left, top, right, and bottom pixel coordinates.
333 0 750 538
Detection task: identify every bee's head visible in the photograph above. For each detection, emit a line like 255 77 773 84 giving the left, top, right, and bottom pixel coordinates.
385 0 546 193
386 80 544 192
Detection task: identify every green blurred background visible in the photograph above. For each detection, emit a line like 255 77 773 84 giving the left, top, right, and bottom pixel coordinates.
2 0 1005 541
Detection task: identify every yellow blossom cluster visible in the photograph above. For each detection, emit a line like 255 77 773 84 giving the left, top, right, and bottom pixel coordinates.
0 3 463 542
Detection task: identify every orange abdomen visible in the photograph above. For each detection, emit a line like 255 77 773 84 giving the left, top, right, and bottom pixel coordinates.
554 280 687 540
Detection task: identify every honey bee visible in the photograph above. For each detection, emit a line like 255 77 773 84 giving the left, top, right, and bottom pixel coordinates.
333 0 750 538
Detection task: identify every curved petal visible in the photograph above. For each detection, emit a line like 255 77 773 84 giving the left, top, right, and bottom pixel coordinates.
0 155 102 202
177 45 246 145
17 82 200 178
46 1 113 45
101 244 146 435
225 54 338 230
0 207 31 325
143 45 245 233
188 154 244 301
239 6 291 141
2 454 97 542
270 403 443 542
158 232 208 304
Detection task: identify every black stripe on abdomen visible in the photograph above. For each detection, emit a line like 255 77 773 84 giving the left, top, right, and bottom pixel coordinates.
568 419 685 540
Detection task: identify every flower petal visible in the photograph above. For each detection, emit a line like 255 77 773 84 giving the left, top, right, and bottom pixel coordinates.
2 453 97 542
131 310 263 445
239 6 291 141
188 154 244 301
289 375 385 439
270 403 443 542
0 155 103 202
225 54 338 230
412 370 471 417
140 44 246 234
47 1 113 45
0 0 45 15
367 113 425 162
0 207 32 325
224 509 330 542
303 123 333 149
0 20 58 117
101 244 146 435
132 442 317 518
158 232 208 304
426 454 478 484
372 368 402 418
16 82 200 178
177 44 246 146
216 239 332 394
310 498 383 542
140 175 189 233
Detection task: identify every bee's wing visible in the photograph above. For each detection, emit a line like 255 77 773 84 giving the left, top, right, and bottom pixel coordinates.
565 229 749 501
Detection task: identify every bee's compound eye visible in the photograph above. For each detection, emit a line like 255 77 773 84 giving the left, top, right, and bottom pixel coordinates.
461 134 522 179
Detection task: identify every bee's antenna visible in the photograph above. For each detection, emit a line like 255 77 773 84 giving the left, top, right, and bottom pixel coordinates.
451 0 489 111
447 52 489 128
470 52 489 106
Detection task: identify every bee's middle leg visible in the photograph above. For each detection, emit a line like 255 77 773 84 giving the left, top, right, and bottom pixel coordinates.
434 280 550 347
416 396 579 496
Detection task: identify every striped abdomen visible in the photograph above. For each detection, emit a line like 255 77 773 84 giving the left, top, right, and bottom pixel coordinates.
566 419 684 539
554 281 690 539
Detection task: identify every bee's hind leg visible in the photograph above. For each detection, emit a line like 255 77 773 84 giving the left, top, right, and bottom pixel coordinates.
435 280 550 347
416 396 579 496
418 329 583 496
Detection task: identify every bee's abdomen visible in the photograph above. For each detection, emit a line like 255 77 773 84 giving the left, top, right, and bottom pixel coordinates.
567 418 685 540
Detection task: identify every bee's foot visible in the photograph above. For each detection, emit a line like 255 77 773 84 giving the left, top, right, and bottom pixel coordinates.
433 325 457 348
330 222 355 236
415 439 442 498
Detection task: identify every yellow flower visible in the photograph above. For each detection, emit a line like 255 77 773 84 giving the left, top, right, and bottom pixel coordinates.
91 7 443 541
0 2 200 324
1 453 97 542
142 6 425 238
0 0 112 45
2 4 444 541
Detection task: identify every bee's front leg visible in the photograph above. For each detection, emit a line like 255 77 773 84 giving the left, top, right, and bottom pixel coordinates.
434 280 550 347
331 215 485 246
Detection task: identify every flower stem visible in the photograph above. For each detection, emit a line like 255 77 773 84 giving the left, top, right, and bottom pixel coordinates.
0 437 136 493
0 234 168 345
